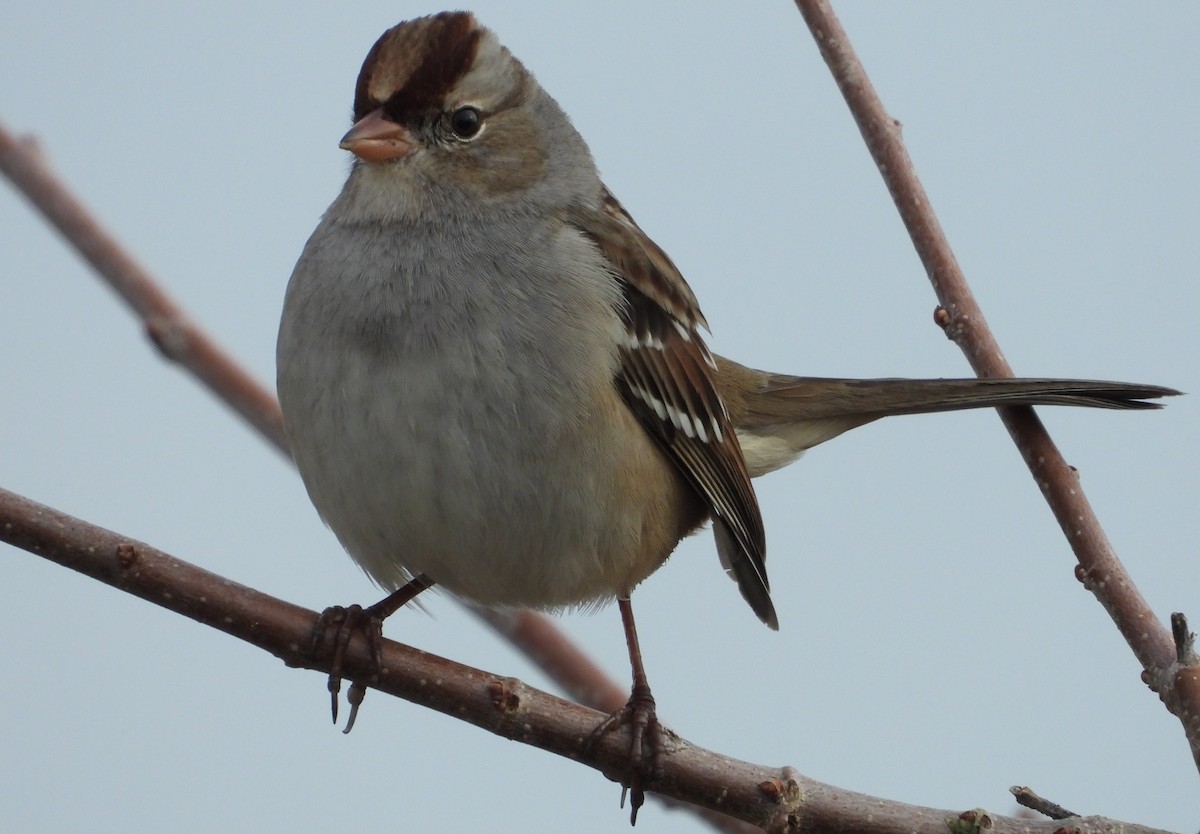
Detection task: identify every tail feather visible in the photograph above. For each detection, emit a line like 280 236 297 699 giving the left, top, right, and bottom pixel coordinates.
754 376 1179 420
725 373 1180 478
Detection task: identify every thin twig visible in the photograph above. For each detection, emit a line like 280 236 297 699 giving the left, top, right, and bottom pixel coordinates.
1171 613 1195 666
792 0 1197 772
1011 786 1079 821
1165 613 1200 773
0 128 288 453
0 485 1176 834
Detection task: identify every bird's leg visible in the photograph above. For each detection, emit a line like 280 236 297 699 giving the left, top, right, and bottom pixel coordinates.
588 597 661 825
310 573 435 732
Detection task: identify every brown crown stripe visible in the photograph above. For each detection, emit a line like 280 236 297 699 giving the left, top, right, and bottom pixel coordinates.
354 12 483 122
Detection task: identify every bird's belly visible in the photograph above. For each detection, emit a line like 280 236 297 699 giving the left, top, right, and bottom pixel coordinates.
287 350 669 610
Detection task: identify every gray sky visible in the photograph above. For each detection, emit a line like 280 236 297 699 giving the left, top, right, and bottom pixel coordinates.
3 3 1198 832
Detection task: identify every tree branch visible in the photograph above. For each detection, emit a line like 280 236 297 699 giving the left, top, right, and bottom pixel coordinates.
0 485 1176 834
792 0 1199 772
0 129 288 455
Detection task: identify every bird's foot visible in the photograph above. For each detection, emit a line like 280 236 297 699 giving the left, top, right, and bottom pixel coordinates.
587 681 662 825
310 603 385 733
309 575 435 733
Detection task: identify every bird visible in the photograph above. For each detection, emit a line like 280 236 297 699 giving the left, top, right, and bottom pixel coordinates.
275 10 1176 819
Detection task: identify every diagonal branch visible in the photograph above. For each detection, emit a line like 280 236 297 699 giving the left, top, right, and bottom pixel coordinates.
792 0 1198 771
0 129 288 454
0 485 1177 834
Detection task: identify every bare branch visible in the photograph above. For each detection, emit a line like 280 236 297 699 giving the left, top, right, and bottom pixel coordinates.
0 485 1177 834
1164 613 1200 773
0 126 288 454
791 0 1197 770
1012 786 1079 821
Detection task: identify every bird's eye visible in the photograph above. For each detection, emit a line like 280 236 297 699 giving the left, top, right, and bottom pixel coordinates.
448 106 482 139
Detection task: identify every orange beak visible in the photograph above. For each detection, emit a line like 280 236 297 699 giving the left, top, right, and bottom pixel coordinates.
339 108 414 162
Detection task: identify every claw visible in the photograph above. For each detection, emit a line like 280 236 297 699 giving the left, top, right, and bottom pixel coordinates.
327 669 342 724
308 575 435 731
588 681 660 824
311 603 380 730
343 681 367 734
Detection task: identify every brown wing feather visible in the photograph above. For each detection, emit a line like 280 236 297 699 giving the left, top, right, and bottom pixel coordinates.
568 189 777 629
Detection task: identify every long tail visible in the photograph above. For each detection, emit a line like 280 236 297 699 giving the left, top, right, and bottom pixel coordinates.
713 360 1180 477
753 375 1178 419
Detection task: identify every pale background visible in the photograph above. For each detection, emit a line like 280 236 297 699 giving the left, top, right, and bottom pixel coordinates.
3 3 1197 832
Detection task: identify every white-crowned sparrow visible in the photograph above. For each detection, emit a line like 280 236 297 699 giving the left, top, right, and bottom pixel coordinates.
276 11 1174 816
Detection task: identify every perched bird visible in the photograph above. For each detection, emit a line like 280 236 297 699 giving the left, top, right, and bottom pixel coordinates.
276 11 1175 818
